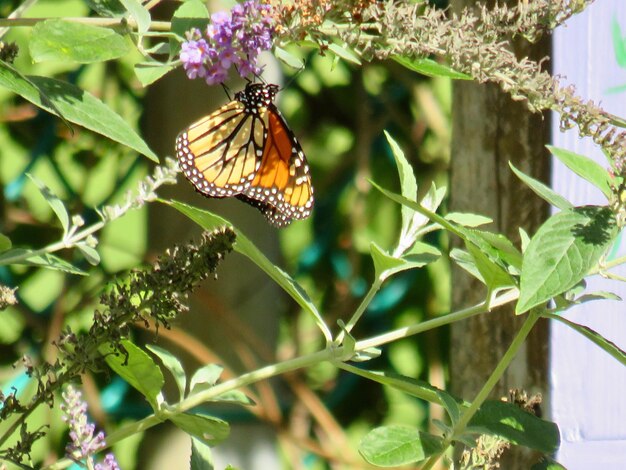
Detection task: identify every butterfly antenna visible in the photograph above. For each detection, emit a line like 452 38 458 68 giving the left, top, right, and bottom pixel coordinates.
220 82 232 101
281 58 306 91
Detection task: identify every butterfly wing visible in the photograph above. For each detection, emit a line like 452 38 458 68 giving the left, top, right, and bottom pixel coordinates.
176 100 264 198
237 105 314 227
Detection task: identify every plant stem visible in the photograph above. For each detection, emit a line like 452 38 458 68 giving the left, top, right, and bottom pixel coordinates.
421 308 542 470
0 17 171 32
336 278 383 342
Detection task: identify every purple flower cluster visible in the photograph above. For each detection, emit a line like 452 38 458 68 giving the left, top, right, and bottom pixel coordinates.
61 385 120 469
180 0 274 85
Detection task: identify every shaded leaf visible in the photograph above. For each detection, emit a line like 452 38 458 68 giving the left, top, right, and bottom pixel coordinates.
212 390 255 405
371 241 439 280
30 20 130 63
76 244 101 266
359 425 444 466
468 400 560 453
190 364 223 394
446 212 493 227
0 63 157 160
164 200 331 340
0 249 85 274
509 161 572 210
0 234 11 253
517 206 618 314
101 339 165 410
170 412 230 446
171 0 210 39
274 46 304 69
328 43 361 64
134 62 174 86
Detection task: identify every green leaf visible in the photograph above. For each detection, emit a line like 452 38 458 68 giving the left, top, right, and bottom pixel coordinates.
359 425 444 466
450 248 484 282
465 240 514 290
392 55 471 80
164 200 331 341
190 436 214 470
370 241 439 280
274 46 304 69
547 145 612 198
101 340 165 410
190 364 223 394
0 249 86 274
0 63 157 161
27 175 69 236
545 313 626 366
509 161 572 210
171 0 210 39
468 229 523 271
76 244 101 266
0 234 11 253
147 344 187 400
212 390 255 405
468 400 560 453
385 131 418 243
134 62 174 86
170 412 230 446
328 42 361 65
446 212 493 227
30 20 130 63
120 0 151 34
517 206 618 314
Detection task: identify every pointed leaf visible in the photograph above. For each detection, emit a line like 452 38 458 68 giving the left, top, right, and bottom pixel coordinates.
30 20 130 63
371 241 439 280
328 43 361 65
85 0 126 16
0 63 157 161
446 212 493 227
0 249 86 274
274 46 304 69
450 248 484 282
27 175 69 236
170 412 230 446
134 62 174 86
101 339 164 410
509 161 572 210
147 344 187 400
393 55 471 80
545 313 626 366
517 206 618 314
465 241 514 290
385 131 417 240
164 200 331 341
76 243 101 266
359 425 444 466
212 390 255 405
548 145 612 198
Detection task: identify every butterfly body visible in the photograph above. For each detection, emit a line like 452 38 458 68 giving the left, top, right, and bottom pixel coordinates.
176 83 313 227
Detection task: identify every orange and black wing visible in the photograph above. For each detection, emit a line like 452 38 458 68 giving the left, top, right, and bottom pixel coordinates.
176 100 265 198
237 105 314 227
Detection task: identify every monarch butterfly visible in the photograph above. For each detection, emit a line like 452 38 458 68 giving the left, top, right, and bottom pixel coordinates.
175 82 314 227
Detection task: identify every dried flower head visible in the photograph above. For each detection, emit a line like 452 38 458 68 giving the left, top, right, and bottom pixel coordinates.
180 0 275 85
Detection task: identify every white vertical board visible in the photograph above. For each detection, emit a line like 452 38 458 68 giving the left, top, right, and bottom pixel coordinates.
551 1 626 468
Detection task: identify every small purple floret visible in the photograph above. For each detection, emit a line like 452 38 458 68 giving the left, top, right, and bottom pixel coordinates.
179 0 275 85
